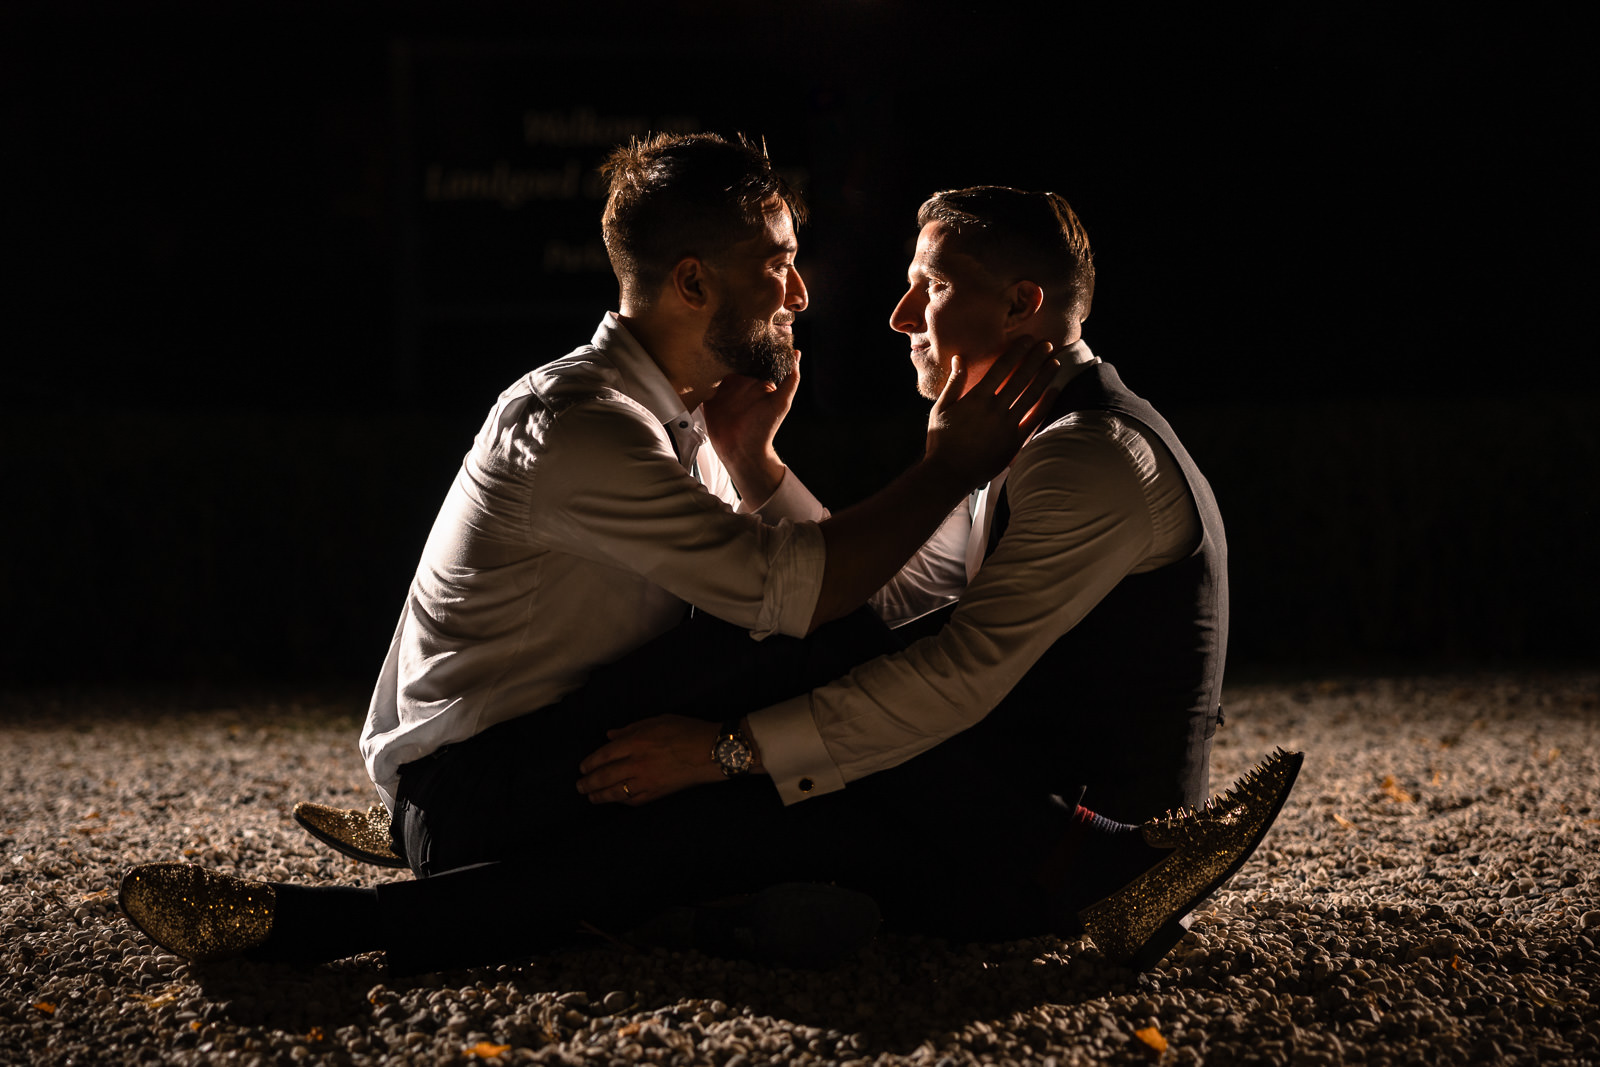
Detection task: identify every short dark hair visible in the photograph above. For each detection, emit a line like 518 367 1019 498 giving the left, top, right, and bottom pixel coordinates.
916 186 1095 319
600 132 807 306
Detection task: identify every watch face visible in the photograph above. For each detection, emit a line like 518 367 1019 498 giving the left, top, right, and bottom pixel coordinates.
714 735 752 776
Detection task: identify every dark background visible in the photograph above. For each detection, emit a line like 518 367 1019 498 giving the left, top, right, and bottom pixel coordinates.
2 2 1593 687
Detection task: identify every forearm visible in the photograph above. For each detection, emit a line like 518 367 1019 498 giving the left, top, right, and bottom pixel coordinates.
808 458 969 632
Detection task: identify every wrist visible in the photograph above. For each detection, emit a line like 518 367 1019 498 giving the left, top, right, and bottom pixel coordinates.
739 715 765 774
710 717 764 778
728 450 787 507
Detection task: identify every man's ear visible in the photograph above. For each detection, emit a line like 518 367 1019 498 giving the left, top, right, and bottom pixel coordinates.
670 256 713 311
1004 280 1045 328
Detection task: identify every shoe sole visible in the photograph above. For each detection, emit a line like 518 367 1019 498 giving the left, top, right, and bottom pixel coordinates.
293 805 408 869
1087 751 1303 971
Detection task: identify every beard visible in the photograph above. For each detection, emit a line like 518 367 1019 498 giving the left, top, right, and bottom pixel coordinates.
912 348 948 400
705 302 796 385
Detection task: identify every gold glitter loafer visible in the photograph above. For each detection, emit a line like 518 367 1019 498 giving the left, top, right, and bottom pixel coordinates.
1079 747 1304 971
119 863 277 962
293 801 406 868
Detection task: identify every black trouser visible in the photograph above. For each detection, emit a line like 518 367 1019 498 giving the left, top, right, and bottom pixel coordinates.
376 608 1079 973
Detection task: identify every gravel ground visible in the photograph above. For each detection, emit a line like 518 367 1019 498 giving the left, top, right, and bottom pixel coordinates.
2 672 1597 1066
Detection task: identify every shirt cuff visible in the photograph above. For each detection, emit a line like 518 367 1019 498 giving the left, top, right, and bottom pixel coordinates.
752 519 826 640
746 694 845 805
745 467 829 522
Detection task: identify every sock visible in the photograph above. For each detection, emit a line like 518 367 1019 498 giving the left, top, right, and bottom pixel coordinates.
1040 806 1168 921
244 884 382 964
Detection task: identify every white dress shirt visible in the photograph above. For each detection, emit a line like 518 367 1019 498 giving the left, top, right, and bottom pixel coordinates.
747 342 1202 804
361 314 829 809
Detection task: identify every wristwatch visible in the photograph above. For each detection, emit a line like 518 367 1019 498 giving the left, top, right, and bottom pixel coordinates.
711 718 754 777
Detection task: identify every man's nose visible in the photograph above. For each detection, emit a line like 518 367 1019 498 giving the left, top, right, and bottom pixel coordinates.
787 265 809 313
889 290 921 334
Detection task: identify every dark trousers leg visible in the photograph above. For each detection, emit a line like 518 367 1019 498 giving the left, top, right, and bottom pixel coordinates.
380 607 1090 972
381 609 906 971
954 692 1215 826
896 603 1214 824
394 606 900 878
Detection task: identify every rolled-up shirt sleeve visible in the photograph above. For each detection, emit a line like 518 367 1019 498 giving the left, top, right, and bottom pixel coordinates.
743 465 830 523
749 421 1158 803
531 397 825 640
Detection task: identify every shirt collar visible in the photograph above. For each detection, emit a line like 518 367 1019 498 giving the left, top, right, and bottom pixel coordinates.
591 312 698 428
1011 338 1100 452
1050 338 1099 390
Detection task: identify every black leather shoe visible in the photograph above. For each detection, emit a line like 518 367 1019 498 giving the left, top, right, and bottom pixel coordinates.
629 883 881 968
1078 748 1303 970
293 802 407 868
120 863 277 962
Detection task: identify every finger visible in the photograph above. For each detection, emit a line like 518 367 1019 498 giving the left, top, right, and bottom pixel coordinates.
937 355 966 405
974 335 1036 394
587 782 637 805
995 341 1056 407
1016 381 1063 434
1008 354 1061 415
578 741 629 777
576 761 630 796
606 778 648 805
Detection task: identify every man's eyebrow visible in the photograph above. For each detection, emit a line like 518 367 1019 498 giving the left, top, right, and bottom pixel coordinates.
765 239 798 258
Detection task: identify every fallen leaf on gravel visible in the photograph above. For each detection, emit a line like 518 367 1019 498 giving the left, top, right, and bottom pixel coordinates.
33 1002 56 1015
1451 955 1461 969
1134 1026 1167 1053
1379 776 1414 803
619 1022 642 1037
128 985 185 1008
1332 813 1356 829
465 1043 511 1058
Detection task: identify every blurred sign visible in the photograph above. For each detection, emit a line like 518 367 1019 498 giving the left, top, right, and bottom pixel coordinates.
391 40 808 398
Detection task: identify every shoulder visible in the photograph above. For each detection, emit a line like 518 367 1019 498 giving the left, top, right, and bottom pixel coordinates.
1007 411 1153 508
1019 409 1149 471
474 348 667 471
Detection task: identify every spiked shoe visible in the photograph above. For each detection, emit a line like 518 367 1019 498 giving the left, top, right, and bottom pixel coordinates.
293 801 407 868
1078 748 1303 970
120 863 277 962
